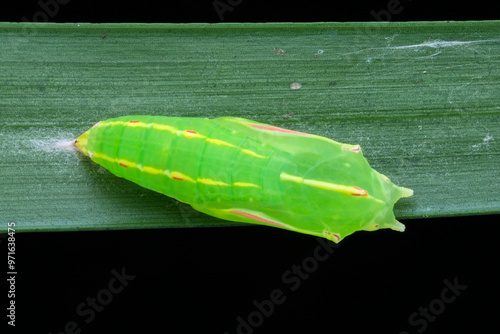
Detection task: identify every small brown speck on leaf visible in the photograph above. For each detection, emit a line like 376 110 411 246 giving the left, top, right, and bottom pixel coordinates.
273 48 286 56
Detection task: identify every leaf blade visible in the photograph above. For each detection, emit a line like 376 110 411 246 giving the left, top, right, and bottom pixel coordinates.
1 21 499 232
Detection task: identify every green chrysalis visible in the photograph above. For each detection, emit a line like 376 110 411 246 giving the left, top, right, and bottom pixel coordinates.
75 116 413 242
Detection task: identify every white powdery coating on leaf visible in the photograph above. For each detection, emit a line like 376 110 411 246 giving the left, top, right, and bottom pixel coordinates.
55 140 77 149
29 137 77 153
1 128 78 156
5 128 80 166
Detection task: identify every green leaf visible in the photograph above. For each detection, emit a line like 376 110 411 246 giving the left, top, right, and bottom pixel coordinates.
1 21 499 233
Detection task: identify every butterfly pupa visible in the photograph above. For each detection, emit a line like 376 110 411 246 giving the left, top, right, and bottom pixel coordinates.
75 116 413 242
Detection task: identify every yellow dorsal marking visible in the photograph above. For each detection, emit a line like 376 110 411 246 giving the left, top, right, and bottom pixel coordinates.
233 182 260 188
240 149 266 159
91 151 259 188
207 138 266 159
95 120 177 134
180 130 206 139
152 123 176 133
92 152 164 175
96 120 265 159
141 166 165 175
197 178 229 186
280 172 383 203
167 171 196 183
91 151 120 164
117 159 137 168
206 138 236 147
94 121 125 128
303 179 364 196
280 172 357 195
279 173 303 184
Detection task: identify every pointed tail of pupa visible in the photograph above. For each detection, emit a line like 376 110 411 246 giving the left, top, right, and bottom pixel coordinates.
399 187 414 198
388 220 406 232
386 186 413 232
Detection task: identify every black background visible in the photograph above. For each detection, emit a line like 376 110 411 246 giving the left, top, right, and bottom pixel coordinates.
2 1 500 333
1 0 500 23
